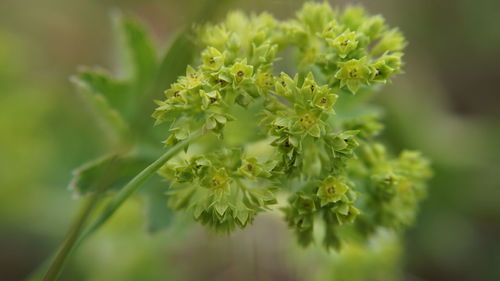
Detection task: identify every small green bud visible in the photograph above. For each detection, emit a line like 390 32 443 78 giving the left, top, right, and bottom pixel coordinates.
297 110 321 138
164 83 187 103
238 157 262 178
300 72 320 95
238 158 276 178
324 131 359 160
200 90 221 110
200 25 229 50
251 42 277 66
274 72 297 97
371 28 406 56
372 172 400 200
342 114 383 139
164 127 190 147
230 59 253 84
204 113 234 134
211 71 231 89
181 66 204 90
335 58 371 93
225 11 249 32
317 176 349 206
201 47 225 70
370 60 394 83
296 2 334 33
202 167 231 191
235 92 253 108
335 205 360 224
255 71 274 93
294 193 316 215
313 91 338 112
322 20 339 39
383 53 404 72
341 6 367 30
281 21 308 45
398 150 432 181
360 15 386 40
174 165 195 183
328 31 358 58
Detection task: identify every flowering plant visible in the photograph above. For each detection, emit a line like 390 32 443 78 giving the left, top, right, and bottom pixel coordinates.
42 3 431 280
152 2 431 246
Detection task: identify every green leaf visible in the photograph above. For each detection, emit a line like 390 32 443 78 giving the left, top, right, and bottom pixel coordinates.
71 76 129 143
152 33 195 96
111 13 164 134
75 68 130 118
141 178 174 233
148 0 234 96
113 12 158 91
69 154 151 196
136 28 198 136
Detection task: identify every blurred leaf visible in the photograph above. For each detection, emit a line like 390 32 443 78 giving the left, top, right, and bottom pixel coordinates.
71 76 129 143
113 12 158 91
69 154 150 196
74 13 164 138
72 2 233 136
68 6 220 199
141 178 173 233
148 0 235 101
152 33 195 95
68 0 232 229
134 33 198 135
76 68 130 117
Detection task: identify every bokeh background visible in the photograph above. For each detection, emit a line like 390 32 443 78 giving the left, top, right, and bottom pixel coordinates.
1 0 499 280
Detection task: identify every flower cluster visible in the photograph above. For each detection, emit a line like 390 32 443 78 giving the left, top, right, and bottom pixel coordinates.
356 144 432 232
283 175 360 249
281 2 405 93
153 3 431 249
152 12 280 142
161 149 277 232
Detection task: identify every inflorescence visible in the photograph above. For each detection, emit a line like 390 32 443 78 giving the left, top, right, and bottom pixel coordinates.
152 2 431 249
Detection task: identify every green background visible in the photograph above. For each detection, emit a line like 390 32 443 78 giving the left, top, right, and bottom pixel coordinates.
0 0 499 280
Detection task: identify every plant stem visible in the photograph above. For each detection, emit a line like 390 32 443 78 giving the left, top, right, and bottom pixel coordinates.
42 192 100 281
42 131 203 281
79 131 202 242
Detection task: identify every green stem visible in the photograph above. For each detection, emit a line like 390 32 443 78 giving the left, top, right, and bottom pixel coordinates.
42 192 101 281
78 131 202 242
42 131 203 281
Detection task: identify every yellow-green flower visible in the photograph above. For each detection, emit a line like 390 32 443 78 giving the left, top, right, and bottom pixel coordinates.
164 83 187 103
203 168 231 191
335 58 371 93
313 91 338 112
201 47 225 70
317 176 349 206
200 90 221 110
300 72 319 95
255 71 274 92
179 66 204 90
230 59 253 84
328 31 358 58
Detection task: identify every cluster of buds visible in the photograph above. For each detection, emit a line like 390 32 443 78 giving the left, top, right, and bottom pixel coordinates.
161 150 277 232
153 2 431 249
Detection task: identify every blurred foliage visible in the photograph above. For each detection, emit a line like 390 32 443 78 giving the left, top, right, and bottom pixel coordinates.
0 0 499 281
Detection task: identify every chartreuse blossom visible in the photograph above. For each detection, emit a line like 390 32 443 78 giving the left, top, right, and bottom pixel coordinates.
152 2 431 249
41 5 431 281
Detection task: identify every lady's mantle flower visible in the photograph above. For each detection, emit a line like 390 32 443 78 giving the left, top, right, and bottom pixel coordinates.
335 58 371 93
328 31 359 58
317 176 349 206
